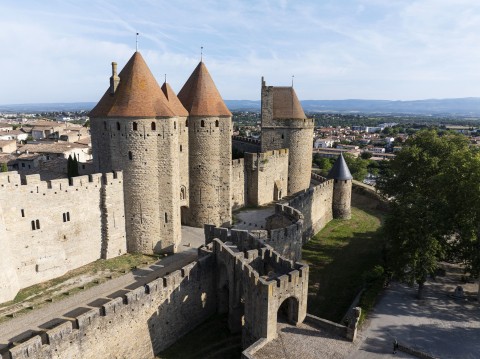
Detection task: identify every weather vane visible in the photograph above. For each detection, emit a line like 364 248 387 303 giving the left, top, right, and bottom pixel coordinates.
292 75 295 87
136 32 139 52
201 46 203 62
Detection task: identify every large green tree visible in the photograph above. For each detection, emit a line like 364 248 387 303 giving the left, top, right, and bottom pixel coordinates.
377 129 480 298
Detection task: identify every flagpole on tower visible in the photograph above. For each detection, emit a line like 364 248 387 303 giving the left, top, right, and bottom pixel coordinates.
136 33 139 52
201 46 203 62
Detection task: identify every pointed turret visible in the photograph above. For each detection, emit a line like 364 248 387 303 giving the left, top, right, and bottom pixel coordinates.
327 153 353 180
90 52 175 118
161 81 189 117
328 153 352 220
181 61 232 228
178 62 231 117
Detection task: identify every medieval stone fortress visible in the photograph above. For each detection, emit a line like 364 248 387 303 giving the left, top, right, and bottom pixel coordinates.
0 51 354 358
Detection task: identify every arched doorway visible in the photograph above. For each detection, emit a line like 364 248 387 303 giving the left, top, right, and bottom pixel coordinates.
180 206 189 225
277 296 300 325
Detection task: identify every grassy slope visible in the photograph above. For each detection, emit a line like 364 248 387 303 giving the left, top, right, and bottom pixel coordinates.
303 205 384 323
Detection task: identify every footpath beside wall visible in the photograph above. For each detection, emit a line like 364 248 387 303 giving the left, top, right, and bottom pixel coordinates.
1 254 216 359
0 171 126 303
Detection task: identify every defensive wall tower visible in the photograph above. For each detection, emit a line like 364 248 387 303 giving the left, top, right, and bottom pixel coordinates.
162 81 190 216
260 77 314 196
178 61 232 227
327 153 353 219
90 52 184 254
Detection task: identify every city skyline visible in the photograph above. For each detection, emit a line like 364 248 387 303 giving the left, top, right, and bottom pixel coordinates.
1 0 480 104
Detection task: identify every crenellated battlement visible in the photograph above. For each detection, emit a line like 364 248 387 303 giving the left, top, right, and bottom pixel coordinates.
0 171 123 194
232 135 261 145
3 254 215 359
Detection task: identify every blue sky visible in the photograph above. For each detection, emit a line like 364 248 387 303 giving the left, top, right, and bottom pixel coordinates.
1 0 480 104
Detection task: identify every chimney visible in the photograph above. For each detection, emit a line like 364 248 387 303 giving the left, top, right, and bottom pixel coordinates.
109 62 120 95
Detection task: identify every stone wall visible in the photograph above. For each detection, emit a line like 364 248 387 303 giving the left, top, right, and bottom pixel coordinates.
2 255 216 359
232 136 261 154
0 171 126 303
286 179 334 241
244 149 288 206
187 116 232 227
91 116 182 254
232 158 246 210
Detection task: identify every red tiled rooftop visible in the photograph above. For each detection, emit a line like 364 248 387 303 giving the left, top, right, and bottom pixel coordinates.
161 82 189 117
90 52 175 118
272 87 306 120
178 62 231 117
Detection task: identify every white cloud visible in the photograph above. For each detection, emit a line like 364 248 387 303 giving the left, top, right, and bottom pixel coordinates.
0 0 479 103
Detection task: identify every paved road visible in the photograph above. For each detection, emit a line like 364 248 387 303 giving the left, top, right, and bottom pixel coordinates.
351 266 480 359
0 226 204 349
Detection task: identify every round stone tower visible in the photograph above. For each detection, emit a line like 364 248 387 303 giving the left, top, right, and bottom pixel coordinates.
90 51 185 254
327 153 353 220
260 78 314 195
178 61 232 227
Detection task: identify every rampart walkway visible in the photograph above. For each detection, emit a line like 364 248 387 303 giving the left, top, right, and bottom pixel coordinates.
0 226 204 349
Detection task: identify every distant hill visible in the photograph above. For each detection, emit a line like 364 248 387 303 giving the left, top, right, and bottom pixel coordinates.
1 98 480 116
226 98 480 116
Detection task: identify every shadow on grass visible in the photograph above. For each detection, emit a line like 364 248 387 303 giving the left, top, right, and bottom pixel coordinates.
303 199 385 323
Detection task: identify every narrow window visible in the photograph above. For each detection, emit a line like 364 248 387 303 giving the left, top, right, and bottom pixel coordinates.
67 212 70 221
22 163 25 168
174 121 176 130
180 145 183 152
133 122 138 131
63 213 66 222
116 122 120 130
128 151 133 160
215 120 219 127
281 133 284 139
185 119 188 127
21 209 25 217
201 120 205 127
36 219 40 230
31 220 35 231
164 213 168 223
151 122 156 131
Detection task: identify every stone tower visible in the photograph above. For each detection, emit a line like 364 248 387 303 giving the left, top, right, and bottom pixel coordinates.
260 78 314 195
178 62 232 227
90 51 185 254
327 153 353 219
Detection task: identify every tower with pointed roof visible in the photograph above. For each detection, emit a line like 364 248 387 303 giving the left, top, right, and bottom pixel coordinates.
260 77 314 195
178 61 233 227
90 52 185 254
327 153 353 219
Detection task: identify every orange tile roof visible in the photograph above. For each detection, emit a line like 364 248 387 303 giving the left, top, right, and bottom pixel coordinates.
177 62 231 117
161 82 189 117
90 52 175 118
272 87 306 120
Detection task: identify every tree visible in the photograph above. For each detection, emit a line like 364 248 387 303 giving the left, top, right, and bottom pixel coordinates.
360 152 372 160
377 129 480 298
67 154 79 178
344 154 369 181
0 163 7 172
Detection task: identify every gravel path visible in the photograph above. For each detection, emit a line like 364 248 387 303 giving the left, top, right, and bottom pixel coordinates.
0 226 204 348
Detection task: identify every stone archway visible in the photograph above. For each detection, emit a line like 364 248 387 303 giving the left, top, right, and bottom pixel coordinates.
277 296 300 325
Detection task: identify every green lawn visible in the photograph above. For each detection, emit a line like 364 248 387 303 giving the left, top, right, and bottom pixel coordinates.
302 205 384 323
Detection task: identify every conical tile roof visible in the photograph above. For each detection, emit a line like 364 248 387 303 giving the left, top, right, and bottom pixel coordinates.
90 52 175 118
272 87 306 120
327 153 353 180
161 82 189 117
177 62 231 117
